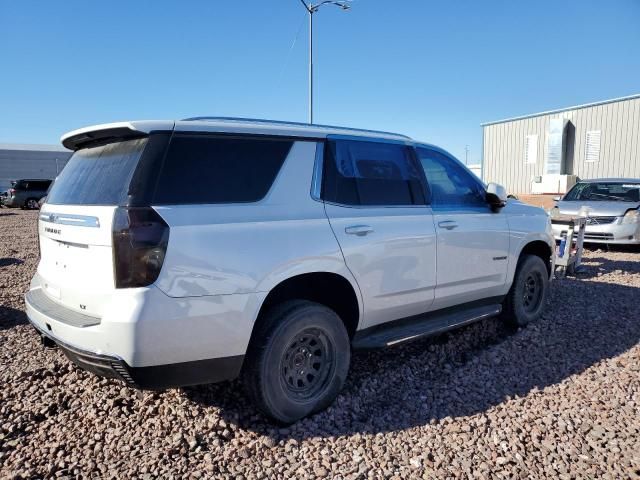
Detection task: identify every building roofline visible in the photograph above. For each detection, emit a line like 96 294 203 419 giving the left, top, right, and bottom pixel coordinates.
480 93 640 127
0 143 71 153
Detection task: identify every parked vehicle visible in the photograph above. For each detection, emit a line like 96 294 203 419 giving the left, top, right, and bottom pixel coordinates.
0 189 7 207
25 119 555 423
3 179 52 209
551 178 640 244
37 182 54 209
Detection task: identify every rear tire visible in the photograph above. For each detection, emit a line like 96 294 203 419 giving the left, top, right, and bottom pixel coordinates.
25 198 39 210
242 300 351 424
502 254 549 327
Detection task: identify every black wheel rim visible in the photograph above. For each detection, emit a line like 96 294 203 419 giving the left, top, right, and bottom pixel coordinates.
27 200 38 209
280 328 334 401
522 271 543 313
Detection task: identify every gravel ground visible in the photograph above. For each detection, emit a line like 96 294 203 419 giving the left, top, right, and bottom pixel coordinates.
1 208 639 479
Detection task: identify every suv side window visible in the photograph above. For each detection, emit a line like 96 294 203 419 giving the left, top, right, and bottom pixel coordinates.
322 139 426 206
153 135 293 205
416 147 486 209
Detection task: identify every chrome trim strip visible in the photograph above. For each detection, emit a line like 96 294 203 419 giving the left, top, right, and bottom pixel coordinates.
39 212 100 228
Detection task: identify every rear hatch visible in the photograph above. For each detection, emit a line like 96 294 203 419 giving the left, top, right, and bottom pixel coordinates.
37 137 155 318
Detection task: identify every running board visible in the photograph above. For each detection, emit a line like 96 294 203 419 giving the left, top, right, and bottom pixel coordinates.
352 304 502 350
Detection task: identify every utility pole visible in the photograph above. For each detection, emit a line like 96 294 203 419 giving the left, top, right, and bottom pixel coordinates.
298 0 350 124
465 145 470 164
309 7 313 124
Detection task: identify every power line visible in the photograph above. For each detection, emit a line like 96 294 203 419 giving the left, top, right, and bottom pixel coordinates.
275 11 308 90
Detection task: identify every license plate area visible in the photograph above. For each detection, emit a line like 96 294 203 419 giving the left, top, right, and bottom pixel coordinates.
38 235 114 318
51 239 89 279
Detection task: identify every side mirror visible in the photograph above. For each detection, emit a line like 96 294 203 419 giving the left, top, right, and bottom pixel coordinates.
553 196 561 202
486 182 507 211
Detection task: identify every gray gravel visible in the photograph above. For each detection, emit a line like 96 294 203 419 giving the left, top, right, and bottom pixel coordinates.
1 209 639 479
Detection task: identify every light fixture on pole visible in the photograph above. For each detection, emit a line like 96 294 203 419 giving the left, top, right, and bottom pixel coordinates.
298 0 351 124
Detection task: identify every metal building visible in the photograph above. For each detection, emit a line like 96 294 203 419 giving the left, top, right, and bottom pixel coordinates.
482 93 640 195
0 144 72 192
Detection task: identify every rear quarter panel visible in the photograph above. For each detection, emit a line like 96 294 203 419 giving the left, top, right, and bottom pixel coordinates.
153 140 362 310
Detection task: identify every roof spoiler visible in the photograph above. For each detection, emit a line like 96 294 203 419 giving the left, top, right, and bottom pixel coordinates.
61 122 148 151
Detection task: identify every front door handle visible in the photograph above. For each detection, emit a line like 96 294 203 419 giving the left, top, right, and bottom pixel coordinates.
438 220 458 230
345 225 374 236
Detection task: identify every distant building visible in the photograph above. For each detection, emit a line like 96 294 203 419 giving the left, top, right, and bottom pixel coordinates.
0 143 72 191
481 93 640 195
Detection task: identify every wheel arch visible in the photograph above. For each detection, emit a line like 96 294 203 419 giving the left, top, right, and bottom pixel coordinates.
250 271 362 345
518 239 553 277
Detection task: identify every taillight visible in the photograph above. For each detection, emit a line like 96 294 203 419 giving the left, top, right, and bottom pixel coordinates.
112 207 170 288
8 188 15 196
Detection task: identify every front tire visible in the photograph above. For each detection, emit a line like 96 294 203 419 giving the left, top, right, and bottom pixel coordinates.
502 254 549 327
242 300 351 424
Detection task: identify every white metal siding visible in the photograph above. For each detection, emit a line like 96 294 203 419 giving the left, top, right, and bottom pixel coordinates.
483 96 640 194
0 148 72 191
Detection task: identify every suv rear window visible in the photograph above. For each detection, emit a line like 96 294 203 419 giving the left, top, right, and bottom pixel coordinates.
152 135 293 205
47 138 148 205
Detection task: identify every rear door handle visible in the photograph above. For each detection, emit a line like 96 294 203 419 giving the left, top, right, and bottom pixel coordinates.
438 220 458 230
345 225 374 236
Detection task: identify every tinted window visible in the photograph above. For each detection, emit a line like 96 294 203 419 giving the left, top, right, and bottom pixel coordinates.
416 147 486 208
47 138 148 205
153 135 292 205
322 139 425 206
32 181 51 191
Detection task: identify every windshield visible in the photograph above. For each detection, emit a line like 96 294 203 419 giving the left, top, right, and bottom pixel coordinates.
47 138 148 205
564 182 640 202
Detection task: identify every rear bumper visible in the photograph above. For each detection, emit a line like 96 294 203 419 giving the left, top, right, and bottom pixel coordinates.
2 196 20 207
30 321 243 389
24 274 259 388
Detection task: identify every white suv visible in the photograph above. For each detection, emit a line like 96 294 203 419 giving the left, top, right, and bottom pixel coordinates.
26 118 555 423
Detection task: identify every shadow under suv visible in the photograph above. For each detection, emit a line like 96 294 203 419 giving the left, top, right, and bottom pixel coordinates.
25 118 555 423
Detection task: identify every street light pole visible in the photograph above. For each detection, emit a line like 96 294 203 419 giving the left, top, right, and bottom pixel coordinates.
298 0 350 124
309 7 313 124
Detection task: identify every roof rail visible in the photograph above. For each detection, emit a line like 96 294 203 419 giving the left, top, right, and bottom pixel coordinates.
181 116 410 139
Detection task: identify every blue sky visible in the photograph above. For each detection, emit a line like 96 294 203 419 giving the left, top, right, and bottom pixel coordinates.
1 0 639 164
